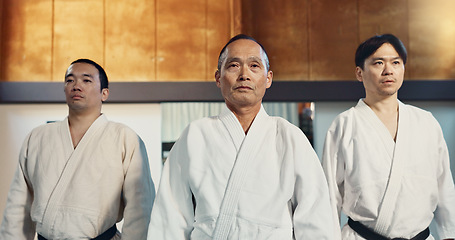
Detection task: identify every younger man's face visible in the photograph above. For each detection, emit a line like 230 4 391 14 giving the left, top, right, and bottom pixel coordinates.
356 43 405 99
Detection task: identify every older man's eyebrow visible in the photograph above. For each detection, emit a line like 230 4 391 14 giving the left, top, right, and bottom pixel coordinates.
248 56 263 64
225 57 241 64
225 56 264 65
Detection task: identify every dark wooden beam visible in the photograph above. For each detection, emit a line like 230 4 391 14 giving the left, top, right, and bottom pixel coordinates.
0 80 454 104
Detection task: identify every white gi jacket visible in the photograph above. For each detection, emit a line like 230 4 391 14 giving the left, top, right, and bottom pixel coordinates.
148 105 336 239
0 114 155 240
322 99 455 239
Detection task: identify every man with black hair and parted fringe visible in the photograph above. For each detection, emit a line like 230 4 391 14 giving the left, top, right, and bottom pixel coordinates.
322 34 455 240
0 59 155 240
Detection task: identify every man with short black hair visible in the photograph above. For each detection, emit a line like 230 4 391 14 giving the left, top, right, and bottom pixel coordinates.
322 34 455 240
0 59 155 240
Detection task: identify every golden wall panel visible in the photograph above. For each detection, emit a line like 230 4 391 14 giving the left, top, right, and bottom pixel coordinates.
308 0 358 81
0 0 3 71
242 0 310 81
206 0 232 81
358 0 408 41
105 0 156 82
408 0 455 80
156 0 208 81
0 0 52 81
230 0 242 36
52 0 104 81
2 0 455 82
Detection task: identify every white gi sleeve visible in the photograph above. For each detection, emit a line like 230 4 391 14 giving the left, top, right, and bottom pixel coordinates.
120 129 155 240
322 119 345 240
292 131 338 240
0 133 36 240
147 130 194 240
433 121 455 239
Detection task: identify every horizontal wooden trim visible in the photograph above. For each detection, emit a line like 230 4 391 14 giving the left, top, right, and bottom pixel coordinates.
0 80 454 103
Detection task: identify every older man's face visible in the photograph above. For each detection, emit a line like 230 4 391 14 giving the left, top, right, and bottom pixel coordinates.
215 39 273 111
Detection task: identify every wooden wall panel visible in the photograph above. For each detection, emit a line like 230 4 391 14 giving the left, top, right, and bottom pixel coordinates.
206 1 232 80
408 0 455 80
358 0 408 42
105 0 156 81
308 0 358 81
0 0 3 76
230 0 242 36
2 0 455 82
156 0 207 81
242 0 310 81
358 0 409 78
0 0 52 81
52 0 104 81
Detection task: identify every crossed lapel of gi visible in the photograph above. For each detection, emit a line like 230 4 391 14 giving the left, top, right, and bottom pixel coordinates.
373 101 408 235
212 106 271 240
40 115 107 236
355 99 396 161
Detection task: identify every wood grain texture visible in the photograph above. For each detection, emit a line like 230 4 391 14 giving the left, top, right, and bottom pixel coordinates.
206 0 232 81
0 0 52 81
358 0 408 41
1 0 455 82
308 0 358 81
105 0 156 82
155 0 207 81
0 0 3 77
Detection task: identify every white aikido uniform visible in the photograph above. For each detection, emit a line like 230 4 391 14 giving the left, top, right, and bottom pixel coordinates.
322 99 455 239
0 114 155 240
148 105 336 240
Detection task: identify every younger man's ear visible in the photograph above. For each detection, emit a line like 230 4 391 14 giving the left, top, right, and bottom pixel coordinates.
101 88 109 102
355 67 363 82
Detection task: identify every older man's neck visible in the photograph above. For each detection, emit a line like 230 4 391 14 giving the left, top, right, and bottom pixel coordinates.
227 103 261 134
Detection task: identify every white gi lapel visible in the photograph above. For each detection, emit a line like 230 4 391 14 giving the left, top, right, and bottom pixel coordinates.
217 106 247 152
40 115 107 236
355 99 395 160
213 106 271 239
374 101 408 235
62 117 77 160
